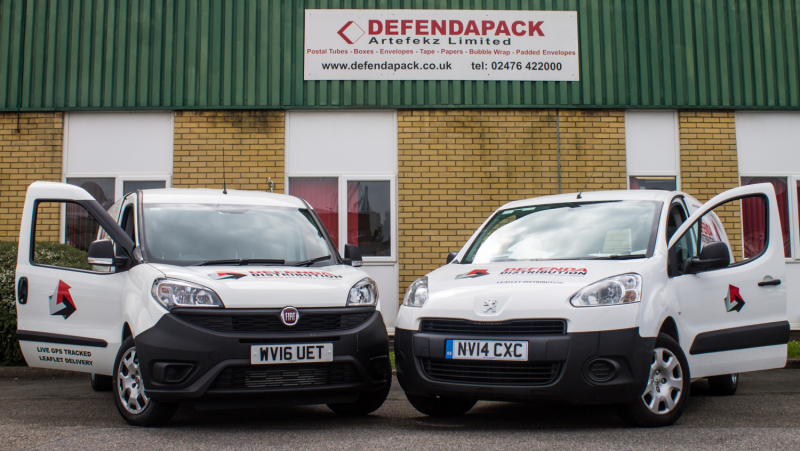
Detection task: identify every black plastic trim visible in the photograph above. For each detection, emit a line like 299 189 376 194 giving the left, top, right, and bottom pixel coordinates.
689 321 790 355
16 330 108 348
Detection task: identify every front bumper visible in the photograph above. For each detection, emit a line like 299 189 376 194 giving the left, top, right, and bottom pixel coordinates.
395 325 654 404
135 308 389 408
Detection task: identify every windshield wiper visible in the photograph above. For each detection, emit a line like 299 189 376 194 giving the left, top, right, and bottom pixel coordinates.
191 258 286 266
292 255 332 267
589 254 646 260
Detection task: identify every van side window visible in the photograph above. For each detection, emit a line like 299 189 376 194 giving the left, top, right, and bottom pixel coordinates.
665 204 687 243
32 201 112 272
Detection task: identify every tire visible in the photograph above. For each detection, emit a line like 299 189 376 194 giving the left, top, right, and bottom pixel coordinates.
405 393 477 417
328 370 392 416
707 373 739 396
112 336 178 427
617 333 691 427
90 373 113 392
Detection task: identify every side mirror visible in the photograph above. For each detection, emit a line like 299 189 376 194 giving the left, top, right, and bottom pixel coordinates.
88 239 129 268
343 244 363 267
682 241 730 274
446 252 459 264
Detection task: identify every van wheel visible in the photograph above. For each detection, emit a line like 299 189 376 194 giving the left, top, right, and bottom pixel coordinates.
405 393 477 417
112 336 178 426
328 370 392 416
90 373 112 392
707 373 738 396
617 333 690 427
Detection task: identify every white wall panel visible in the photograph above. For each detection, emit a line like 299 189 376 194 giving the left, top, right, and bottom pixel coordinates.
625 110 679 175
286 111 397 174
736 111 800 174
64 112 174 176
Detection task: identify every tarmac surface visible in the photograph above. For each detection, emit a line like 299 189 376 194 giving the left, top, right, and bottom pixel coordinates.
1 368 799 450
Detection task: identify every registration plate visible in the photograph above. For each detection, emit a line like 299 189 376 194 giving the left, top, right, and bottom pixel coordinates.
445 340 528 361
251 343 333 365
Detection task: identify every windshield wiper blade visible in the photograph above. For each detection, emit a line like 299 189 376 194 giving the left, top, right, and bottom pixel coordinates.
192 258 286 266
292 255 332 267
589 254 646 260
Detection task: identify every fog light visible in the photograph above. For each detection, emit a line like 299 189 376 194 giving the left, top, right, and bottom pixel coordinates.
586 359 619 383
152 362 195 384
395 351 405 374
371 356 389 376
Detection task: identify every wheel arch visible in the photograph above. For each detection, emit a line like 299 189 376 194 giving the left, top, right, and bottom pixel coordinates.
122 323 133 342
658 316 680 343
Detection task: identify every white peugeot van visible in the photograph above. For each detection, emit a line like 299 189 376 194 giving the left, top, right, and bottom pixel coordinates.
395 184 789 427
14 182 391 426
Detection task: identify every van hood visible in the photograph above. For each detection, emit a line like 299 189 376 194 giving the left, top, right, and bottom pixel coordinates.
149 264 369 308
424 260 648 314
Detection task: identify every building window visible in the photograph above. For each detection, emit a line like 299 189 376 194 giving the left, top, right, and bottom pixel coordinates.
741 177 790 258
123 180 166 196
629 176 677 191
288 176 395 261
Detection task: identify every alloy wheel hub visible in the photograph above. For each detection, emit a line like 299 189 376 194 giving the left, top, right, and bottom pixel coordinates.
117 347 149 414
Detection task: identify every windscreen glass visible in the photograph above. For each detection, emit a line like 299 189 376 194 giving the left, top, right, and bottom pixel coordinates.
463 201 660 264
141 204 333 266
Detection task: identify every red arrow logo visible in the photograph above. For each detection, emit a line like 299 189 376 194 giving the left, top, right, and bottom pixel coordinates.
49 280 77 319
724 284 745 313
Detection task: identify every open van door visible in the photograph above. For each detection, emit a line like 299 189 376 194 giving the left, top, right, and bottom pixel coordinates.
15 182 136 376
667 183 789 379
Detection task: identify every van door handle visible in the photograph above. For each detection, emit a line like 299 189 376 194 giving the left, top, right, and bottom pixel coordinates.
758 279 781 287
17 277 28 304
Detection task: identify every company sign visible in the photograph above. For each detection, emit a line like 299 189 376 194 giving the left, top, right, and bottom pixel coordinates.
305 9 579 81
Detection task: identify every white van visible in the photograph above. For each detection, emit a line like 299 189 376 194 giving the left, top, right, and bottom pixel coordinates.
395 184 789 427
15 182 391 426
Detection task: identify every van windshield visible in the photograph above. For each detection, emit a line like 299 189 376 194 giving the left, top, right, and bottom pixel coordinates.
141 203 334 267
462 201 661 264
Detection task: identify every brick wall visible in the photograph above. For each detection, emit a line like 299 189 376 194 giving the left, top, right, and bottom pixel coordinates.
173 111 285 192
397 109 626 301
0 113 63 241
678 111 743 259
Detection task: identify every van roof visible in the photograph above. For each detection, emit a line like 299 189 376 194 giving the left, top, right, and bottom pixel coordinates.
139 188 307 209
500 189 688 210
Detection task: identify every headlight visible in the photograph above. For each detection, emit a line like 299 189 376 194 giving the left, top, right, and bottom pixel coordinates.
403 277 429 308
347 278 379 306
570 274 642 307
151 279 224 309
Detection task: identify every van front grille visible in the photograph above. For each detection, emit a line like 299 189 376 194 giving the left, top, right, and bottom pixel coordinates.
211 363 360 389
421 358 560 386
420 319 566 335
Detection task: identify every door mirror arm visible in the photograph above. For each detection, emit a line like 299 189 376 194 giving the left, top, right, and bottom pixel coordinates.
88 239 130 270
343 244 363 267
681 241 731 275
446 251 459 264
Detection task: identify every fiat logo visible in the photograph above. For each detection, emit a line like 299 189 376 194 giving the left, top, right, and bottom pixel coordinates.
281 306 299 326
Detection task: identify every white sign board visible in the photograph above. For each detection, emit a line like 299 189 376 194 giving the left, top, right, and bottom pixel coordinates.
304 9 579 81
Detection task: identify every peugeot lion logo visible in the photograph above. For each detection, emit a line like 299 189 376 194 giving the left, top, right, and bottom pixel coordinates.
281 306 300 326
483 300 498 314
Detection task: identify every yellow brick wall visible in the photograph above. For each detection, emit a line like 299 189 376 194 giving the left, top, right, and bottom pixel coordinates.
173 111 285 192
678 111 743 259
397 109 627 301
0 113 63 241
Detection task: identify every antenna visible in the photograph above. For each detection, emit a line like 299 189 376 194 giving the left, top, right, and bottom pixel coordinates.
222 147 228 195
576 166 598 199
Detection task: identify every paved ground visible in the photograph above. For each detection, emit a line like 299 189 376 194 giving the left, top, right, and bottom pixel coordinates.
1 369 799 450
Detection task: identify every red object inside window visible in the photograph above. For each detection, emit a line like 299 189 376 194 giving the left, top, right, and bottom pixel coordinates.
289 178 339 248
741 177 789 258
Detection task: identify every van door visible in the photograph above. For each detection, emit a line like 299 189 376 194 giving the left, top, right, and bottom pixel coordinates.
15 182 136 376
666 183 789 378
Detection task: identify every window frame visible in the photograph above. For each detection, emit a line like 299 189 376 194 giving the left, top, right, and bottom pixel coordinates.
627 175 679 191
286 173 397 264
739 173 796 262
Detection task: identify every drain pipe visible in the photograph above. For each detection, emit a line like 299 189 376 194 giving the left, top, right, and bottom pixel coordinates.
556 109 561 194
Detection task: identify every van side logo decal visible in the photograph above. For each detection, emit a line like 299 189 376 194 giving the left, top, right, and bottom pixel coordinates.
209 272 248 280
724 285 745 312
456 269 490 279
49 280 76 319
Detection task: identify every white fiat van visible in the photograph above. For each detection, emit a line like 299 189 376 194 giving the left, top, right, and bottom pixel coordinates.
15 182 391 426
395 184 789 427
